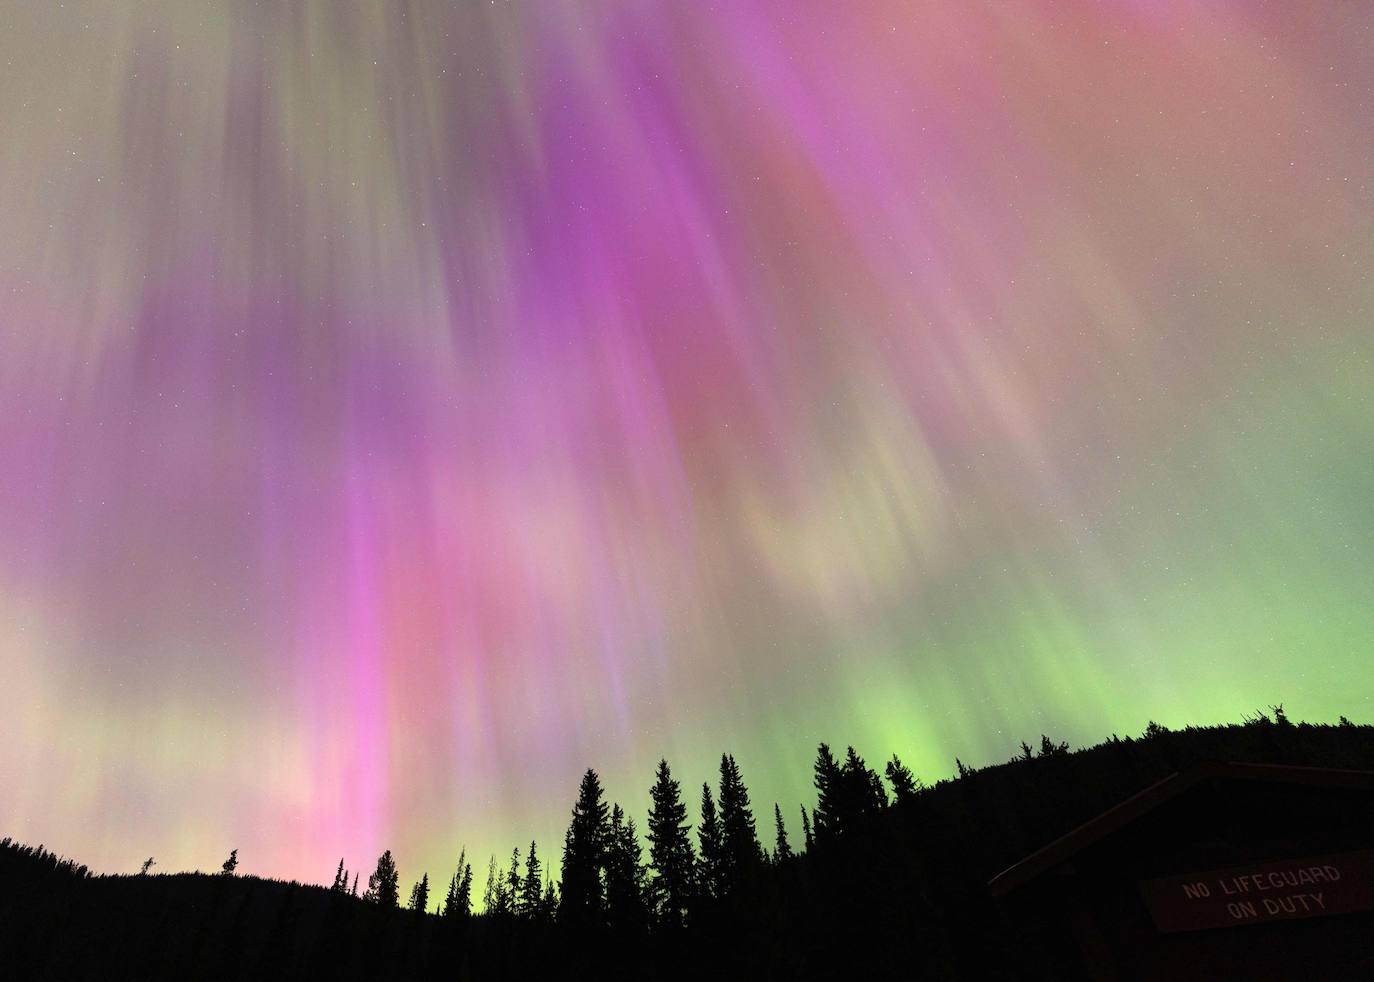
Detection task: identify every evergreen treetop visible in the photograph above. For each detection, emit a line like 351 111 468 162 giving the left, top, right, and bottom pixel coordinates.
364 850 400 909
696 782 724 901
773 804 792 862
718 753 761 896
646 759 695 929
885 754 921 806
560 768 610 927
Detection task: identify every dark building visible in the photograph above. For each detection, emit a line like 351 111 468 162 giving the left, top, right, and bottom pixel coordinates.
989 762 1374 980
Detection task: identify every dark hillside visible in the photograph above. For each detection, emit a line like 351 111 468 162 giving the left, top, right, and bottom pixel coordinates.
4 711 1372 979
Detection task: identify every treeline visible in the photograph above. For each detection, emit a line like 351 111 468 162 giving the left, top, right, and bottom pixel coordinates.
2 709 1371 979
334 747 909 930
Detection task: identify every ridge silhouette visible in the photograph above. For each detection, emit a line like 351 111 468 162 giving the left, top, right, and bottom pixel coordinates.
2 708 1371 979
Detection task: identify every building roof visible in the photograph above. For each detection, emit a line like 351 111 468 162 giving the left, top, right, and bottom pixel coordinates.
988 761 1374 896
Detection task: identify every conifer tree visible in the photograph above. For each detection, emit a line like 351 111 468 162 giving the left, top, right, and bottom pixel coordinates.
331 859 347 893
519 841 544 919
604 804 647 933
799 805 813 852
350 872 359 897
718 754 761 895
1039 734 1069 757
542 877 559 920
221 849 238 876
646 759 695 929
484 855 509 915
560 768 610 927
839 746 886 826
364 850 400 909
812 743 843 840
696 783 724 901
885 755 920 805
458 862 473 915
504 847 521 916
443 871 460 916
773 804 792 862
409 873 430 913
442 849 468 918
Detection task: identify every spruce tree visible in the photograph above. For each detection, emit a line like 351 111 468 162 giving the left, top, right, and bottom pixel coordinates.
364 850 400 909
696 783 724 901
773 804 792 862
812 743 842 841
604 804 647 934
646 759 695 929
1039 734 1068 757
442 849 468 918
541 877 559 920
885 754 920 805
484 855 508 915
504 848 521 916
350 872 359 897
409 873 430 913
331 859 346 893
718 754 761 895
835 746 886 830
221 849 238 876
799 805 813 852
458 862 473 915
443 871 460 917
520 841 544 919
560 768 610 927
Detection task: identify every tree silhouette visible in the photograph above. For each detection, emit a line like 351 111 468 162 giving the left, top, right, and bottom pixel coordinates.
220 849 238 876
139 857 155 875
408 873 429 913
718 754 761 896
840 746 887 825
459 862 473 913
1039 734 1069 758
646 759 695 929
696 782 724 901
363 850 400 909
773 804 792 862
519 841 543 919
885 754 920 806
0 707 1368 979
442 850 473 919
504 848 522 917
484 855 509 916
350 872 359 897
604 804 647 934
812 743 843 841
560 768 609 927
541 877 559 920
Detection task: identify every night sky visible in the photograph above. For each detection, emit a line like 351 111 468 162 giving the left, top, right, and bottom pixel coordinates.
2 1 1372 887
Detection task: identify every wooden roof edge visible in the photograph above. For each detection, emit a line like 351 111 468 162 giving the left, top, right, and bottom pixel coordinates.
987 760 1374 897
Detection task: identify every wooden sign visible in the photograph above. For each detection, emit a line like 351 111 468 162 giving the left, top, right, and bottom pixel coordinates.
1138 850 1374 933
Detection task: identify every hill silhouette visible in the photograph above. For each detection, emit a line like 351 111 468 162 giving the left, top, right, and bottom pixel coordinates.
3 708 1372 979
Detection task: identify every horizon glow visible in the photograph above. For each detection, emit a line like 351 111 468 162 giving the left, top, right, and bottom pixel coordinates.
2 1 1372 886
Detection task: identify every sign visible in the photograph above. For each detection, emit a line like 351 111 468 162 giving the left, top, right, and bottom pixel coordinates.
1138 850 1374 933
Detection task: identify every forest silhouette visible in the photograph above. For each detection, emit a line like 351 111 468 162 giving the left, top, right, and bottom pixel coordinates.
3 707 1371 979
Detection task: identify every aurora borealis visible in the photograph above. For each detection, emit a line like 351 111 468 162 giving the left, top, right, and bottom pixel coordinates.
2 0 1372 887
